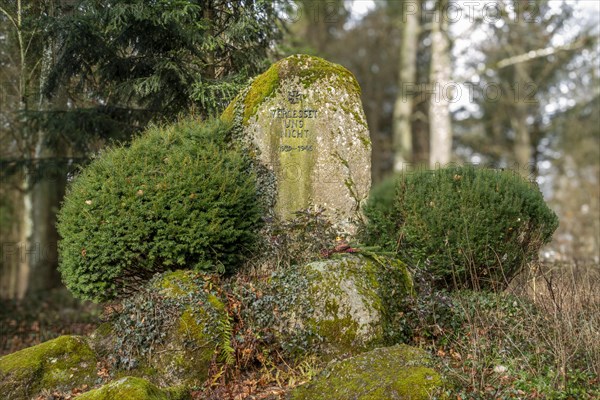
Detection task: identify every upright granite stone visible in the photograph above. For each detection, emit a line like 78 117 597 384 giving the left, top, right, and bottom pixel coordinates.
222 54 371 233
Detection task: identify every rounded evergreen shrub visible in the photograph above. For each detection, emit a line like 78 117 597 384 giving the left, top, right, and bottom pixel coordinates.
361 165 558 290
359 174 400 252
57 118 262 302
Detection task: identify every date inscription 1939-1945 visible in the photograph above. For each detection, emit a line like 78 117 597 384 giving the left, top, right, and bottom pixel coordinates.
279 144 313 152
271 90 318 150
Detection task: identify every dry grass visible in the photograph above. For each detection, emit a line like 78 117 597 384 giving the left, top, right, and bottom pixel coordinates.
509 262 600 388
432 261 599 398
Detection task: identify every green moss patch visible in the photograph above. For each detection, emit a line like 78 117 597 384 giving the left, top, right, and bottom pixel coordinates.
289 344 442 400
243 64 280 124
76 376 190 400
0 335 97 399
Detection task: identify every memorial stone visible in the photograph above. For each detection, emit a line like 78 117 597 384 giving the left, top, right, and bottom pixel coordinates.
222 54 371 232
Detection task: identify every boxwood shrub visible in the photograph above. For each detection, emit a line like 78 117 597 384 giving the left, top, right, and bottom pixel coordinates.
57 118 262 302
360 165 558 290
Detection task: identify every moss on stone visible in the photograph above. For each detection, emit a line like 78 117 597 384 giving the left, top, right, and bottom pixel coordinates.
207 293 225 312
156 270 199 297
289 344 442 400
220 54 362 126
311 315 361 356
102 271 229 389
76 376 190 400
178 308 210 349
309 256 385 355
150 300 224 387
243 64 280 124
273 133 316 218
340 103 367 128
220 95 237 124
114 363 160 382
0 335 97 399
358 134 372 149
284 54 361 95
218 54 371 228
164 385 193 400
151 273 228 387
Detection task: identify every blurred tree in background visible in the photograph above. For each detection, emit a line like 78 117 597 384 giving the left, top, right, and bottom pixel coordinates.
0 0 283 300
428 0 453 168
392 0 419 170
0 0 67 299
281 0 349 55
454 0 596 175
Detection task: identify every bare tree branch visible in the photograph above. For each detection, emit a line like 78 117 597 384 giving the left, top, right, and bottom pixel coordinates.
496 39 587 70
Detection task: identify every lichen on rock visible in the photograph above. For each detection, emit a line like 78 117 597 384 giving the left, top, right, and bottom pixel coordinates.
288 344 442 400
0 335 97 400
76 376 190 400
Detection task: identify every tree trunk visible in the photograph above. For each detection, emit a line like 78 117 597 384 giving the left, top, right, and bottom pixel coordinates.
24 18 65 298
25 141 65 298
0 176 23 299
428 0 452 168
512 102 532 176
7 1 65 300
392 1 420 171
510 25 534 177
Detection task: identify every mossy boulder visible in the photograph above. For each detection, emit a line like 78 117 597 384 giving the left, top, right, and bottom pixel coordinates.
288 344 442 400
106 270 231 388
222 54 371 233
245 254 413 358
0 335 97 399
150 271 229 388
76 376 190 400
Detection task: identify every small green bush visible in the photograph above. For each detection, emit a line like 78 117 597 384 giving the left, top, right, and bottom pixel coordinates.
57 118 262 302
361 165 558 290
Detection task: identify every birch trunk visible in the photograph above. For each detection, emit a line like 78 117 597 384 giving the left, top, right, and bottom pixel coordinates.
16 175 33 299
24 15 64 297
3 0 64 299
428 0 452 168
511 21 534 177
392 2 420 171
